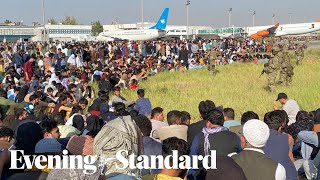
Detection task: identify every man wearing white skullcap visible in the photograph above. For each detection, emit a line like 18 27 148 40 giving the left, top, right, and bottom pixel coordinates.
231 119 286 180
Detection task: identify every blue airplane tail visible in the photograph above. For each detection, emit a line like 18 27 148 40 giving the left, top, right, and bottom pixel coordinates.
149 8 169 30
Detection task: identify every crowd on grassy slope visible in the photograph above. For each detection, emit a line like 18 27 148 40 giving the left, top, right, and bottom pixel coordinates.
0 38 317 180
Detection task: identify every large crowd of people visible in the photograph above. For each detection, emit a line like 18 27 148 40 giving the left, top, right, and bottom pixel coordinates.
0 37 318 180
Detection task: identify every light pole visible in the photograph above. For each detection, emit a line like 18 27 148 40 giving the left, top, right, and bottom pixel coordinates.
289 12 292 24
289 8 292 24
186 0 190 40
289 13 292 24
252 11 256 26
228 8 232 27
42 0 46 42
272 14 275 24
141 0 144 29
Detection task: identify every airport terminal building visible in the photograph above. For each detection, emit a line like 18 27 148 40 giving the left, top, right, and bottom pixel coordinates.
0 23 213 42
0 24 93 42
0 22 317 42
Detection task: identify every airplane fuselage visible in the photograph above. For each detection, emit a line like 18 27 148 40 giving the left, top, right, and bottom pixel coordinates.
99 29 167 41
98 8 169 41
246 22 320 37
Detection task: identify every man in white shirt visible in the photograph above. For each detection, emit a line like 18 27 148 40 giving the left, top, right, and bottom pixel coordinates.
155 110 187 142
67 54 76 66
274 93 300 125
150 107 168 140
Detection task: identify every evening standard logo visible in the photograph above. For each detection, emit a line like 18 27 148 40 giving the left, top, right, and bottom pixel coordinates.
10 150 217 174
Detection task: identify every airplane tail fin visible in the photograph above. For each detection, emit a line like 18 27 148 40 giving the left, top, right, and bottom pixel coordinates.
149 8 169 30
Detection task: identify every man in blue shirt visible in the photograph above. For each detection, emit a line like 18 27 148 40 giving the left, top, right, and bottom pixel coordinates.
134 89 152 117
223 108 241 129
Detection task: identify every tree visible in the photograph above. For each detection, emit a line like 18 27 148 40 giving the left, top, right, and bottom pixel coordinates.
48 18 58 25
61 16 79 25
4 20 12 24
91 21 103 36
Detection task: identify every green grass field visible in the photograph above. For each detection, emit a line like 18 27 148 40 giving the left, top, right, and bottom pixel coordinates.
122 49 320 123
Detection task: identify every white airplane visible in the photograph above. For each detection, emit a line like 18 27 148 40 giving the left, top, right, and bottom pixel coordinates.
246 20 320 38
98 8 169 41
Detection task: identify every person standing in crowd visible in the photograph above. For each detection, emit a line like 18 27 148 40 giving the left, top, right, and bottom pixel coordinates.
274 93 300 125
23 54 35 83
22 47 30 63
178 45 189 70
13 50 24 69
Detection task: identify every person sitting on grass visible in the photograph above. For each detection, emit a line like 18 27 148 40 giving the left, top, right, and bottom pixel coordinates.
112 86 135 108
231 120 286 180
156 110 188 142
181 111 191 126
188 109 241 180
187 100 216 146
134 89 152 117
223 108 241 129
129 79 139 91
229 111 259 137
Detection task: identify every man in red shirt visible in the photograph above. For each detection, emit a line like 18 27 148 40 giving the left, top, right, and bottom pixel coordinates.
24 54 35 83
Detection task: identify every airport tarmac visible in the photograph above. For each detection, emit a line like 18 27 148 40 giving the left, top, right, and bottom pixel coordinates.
308 41 320 48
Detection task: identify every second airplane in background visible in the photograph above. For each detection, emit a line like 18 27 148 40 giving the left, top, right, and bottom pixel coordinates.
247 20 320 38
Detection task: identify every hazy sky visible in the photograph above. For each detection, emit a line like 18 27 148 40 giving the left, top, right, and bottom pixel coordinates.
1 0 319 27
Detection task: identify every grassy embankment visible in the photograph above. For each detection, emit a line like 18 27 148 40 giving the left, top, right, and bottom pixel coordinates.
122 49 320 123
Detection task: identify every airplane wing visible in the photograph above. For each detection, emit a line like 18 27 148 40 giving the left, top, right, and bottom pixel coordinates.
250 23 280 39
